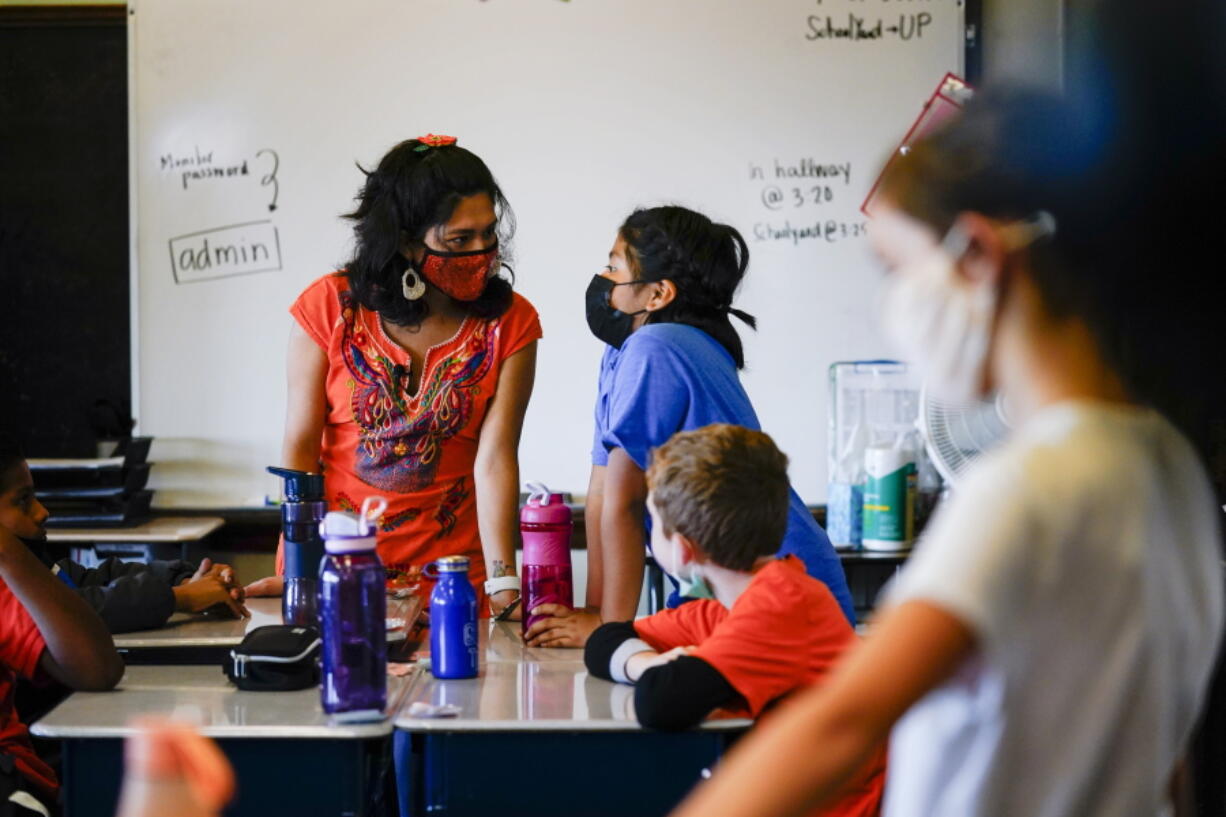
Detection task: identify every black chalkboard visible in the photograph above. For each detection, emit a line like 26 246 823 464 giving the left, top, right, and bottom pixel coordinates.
0 7 130 457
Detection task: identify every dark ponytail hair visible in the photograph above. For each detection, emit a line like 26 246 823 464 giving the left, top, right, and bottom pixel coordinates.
619 206 757 369
342 139 515 327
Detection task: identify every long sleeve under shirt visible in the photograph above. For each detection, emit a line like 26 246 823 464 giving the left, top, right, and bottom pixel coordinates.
585 621 740 731
584 557 862 730
51 557 196 634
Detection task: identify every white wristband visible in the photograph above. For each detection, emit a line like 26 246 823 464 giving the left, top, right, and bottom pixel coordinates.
610 638 654 685
484 576 521 596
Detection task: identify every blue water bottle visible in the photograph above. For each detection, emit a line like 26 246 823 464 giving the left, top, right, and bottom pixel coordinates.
318 496 388 720
428 556 479 679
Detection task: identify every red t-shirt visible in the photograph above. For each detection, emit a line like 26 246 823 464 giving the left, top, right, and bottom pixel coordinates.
0 576 57 797
283 273 542 610
634 556 885 817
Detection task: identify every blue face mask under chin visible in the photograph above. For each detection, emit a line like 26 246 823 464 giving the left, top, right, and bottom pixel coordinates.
672 538 715 600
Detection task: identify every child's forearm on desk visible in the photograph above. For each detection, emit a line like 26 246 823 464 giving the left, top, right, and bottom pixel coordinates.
585 621 652 682
635 657 739 731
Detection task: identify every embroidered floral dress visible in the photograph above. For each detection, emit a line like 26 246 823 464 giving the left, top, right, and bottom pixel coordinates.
279 272 542 612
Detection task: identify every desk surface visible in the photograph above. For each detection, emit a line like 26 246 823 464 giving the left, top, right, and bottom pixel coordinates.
31 664 412 740
113 597 282 649
114 596 418 650
41 621 744 741
45 516 225 543
396 622 751 733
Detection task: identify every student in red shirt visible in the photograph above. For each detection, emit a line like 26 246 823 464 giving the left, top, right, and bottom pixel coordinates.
584 424 884 817
0 437 247 635
0 513 122 812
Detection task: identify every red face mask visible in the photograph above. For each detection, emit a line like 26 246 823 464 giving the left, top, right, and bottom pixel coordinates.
419 243 499 301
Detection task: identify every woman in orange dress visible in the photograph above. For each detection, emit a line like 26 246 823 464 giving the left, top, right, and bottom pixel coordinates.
248 135 539 618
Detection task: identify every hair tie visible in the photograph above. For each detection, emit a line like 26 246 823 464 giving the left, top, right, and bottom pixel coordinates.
729 307 756 327
415 133 457 152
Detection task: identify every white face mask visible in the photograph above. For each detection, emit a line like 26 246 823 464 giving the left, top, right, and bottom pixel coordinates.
880 213 1056 402
881 227 991 402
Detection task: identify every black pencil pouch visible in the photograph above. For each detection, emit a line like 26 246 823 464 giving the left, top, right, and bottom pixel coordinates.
224 624 321 691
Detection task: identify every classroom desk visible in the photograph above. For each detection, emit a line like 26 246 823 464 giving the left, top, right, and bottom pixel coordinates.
113 596 282 665
47 515 225 564
114 596 419 665
32 664 412 817
393 622 751 817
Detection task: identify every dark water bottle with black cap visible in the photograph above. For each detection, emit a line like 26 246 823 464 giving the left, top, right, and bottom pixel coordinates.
267 466 327 627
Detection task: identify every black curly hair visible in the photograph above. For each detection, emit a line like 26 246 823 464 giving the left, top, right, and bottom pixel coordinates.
0 434 24 493
618 206 756 369
342 139 516 327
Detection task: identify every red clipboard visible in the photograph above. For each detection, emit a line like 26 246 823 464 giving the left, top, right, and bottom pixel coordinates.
861 72 975 217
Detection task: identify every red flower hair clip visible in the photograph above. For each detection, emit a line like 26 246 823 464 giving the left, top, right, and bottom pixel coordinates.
415 133 458 151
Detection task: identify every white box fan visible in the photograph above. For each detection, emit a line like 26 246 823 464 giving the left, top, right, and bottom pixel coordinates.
919 389 1013 486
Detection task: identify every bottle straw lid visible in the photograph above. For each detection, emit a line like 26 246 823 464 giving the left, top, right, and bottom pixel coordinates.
320 496 387 552
525 482 555 506
266 466 324 502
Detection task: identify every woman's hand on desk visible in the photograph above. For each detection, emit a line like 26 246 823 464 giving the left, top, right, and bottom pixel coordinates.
523 604 602 648
490 590 522 621
243 575 284 598
174 574 250 618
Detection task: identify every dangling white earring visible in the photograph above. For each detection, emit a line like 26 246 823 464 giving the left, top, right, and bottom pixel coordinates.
401 267 426 301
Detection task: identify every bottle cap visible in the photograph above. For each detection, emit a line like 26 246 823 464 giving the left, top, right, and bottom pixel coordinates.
267 466 325 502
521 482 572 527
321 512 377 553
524 482 565 506
864 443 916 479
434 555 470 573
320 496 387 553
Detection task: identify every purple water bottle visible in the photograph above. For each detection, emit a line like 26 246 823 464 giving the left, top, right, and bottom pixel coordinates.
428 556 479 679
318 497 387 720
521 483 574 635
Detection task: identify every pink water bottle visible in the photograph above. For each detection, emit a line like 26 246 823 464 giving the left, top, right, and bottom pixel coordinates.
521 483 574 634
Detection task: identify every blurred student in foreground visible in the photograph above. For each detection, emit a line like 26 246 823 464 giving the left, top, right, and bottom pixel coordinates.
670 88 1224 817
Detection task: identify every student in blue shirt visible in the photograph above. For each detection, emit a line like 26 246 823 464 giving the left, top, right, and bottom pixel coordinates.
525 206 853 648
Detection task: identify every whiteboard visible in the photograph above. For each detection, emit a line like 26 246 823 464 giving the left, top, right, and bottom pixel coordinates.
130 0 964 507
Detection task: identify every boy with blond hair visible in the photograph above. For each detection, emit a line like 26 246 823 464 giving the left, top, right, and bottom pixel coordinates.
585 424 884 816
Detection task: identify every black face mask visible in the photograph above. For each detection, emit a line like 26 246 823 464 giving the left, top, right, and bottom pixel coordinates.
585 275 648 349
